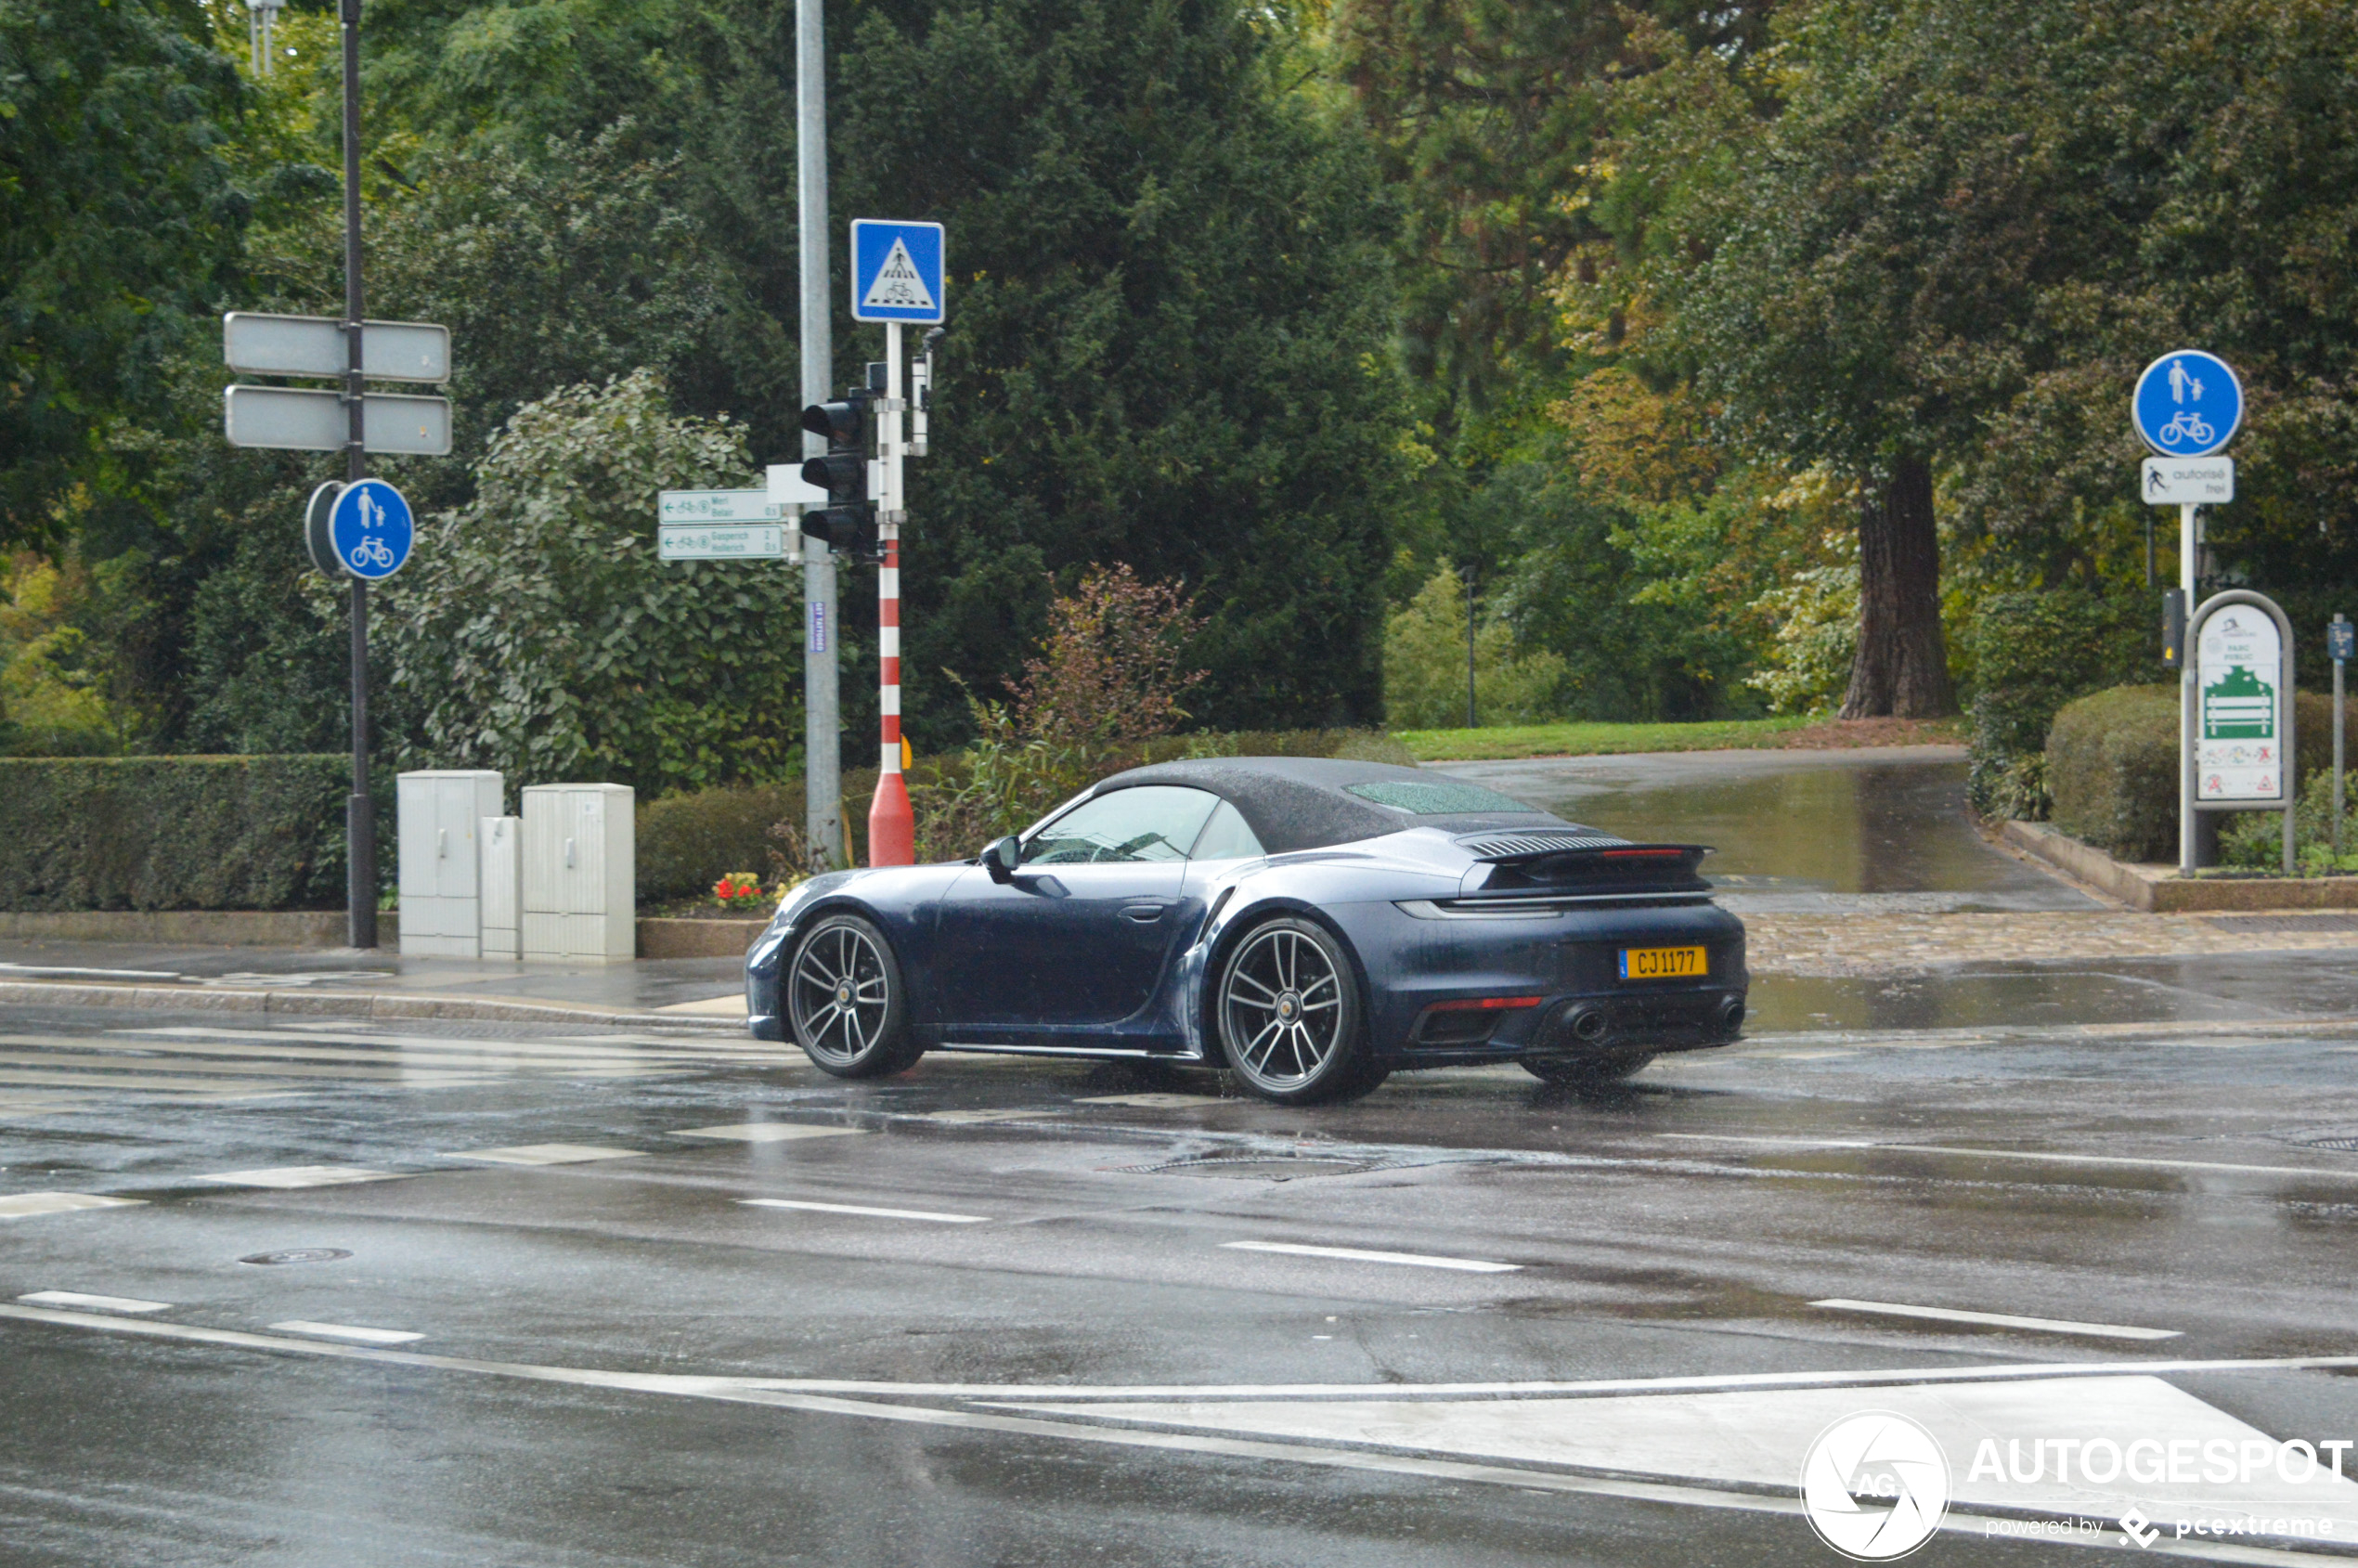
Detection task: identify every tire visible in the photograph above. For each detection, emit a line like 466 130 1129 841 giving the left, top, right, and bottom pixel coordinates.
1521 1052 1654 1088
1212 916 1380 1105
785 914 920 1078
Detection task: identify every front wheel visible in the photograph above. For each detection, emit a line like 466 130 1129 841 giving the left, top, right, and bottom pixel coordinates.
787 914 920 1078
1213 917 1380 1105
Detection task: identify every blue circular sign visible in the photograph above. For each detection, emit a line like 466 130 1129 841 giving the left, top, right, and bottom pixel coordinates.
329 478 413 580
2132 349 2242 458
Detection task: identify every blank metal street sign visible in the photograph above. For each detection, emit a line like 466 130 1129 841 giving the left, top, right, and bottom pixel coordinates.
223 313 450 382
223 385 451 456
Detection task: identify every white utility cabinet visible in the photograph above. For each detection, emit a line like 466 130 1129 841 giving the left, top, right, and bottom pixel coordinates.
479 816 522 960
396 771 504 958
521 784 635 962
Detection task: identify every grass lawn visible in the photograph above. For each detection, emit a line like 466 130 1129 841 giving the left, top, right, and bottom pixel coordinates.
1395 714 1967 762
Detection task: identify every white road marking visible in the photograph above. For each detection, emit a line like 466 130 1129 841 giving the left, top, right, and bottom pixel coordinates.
0 1050 491 1084
1221 1240 1520 1274
1809 1297 2182 1341
58 1032 666 1071
441 1144 645 1166
677 1123 866 1143
0 1193 145 1219
194 1166 403 1189
1075 1093 1224 1108
739 1198 988 1224
0 1069 297 1095
3 1305 2349 1565
17 1291 168 1313
266 1320 424 1344
1660 1132 2358 1182
911 1109 1064 1124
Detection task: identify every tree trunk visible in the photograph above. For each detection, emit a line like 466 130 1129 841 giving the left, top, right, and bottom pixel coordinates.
1840 454 1956 719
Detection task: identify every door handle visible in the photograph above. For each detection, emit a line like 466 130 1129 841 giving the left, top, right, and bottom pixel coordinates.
1121 902 1172 924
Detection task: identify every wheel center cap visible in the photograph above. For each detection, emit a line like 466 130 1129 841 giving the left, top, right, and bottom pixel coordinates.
835 982 853 1005
1276 991 1301 1021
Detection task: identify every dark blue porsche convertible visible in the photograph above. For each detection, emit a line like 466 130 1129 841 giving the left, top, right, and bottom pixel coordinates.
745 758 1746 1104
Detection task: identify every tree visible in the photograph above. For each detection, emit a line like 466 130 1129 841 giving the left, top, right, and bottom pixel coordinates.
0 0 249 545
379 369 804 793
830 0 1410 736
1383 562 1565 729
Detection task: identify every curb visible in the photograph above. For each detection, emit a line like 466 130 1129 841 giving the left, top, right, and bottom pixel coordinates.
0 979 744 1034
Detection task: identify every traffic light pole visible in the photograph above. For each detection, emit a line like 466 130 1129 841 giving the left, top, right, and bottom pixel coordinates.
870 322 915 864
797 0 843 871
340 0 376 949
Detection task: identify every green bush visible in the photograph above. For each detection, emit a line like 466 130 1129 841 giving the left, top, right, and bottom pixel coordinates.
1966 588 2163 819
2049 686 2358 862
636 784 801 902
0 756 356 911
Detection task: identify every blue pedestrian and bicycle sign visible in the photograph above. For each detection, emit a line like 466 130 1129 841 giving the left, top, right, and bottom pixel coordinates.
324 477 414 580
850 220 945 324
2132 349 2242 458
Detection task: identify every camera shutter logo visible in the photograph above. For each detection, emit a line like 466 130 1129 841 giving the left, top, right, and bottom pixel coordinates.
1800 1411 1950 1560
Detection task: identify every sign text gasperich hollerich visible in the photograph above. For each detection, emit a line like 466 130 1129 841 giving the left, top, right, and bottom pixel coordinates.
2196 607 2285 802
849 220 946 325
2142 457 2235 506
657 525 793 562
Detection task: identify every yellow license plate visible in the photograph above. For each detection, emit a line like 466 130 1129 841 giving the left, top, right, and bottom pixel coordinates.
1620 945 1705 980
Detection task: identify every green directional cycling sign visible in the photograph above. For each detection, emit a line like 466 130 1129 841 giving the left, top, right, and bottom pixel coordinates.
2195 604 2284 800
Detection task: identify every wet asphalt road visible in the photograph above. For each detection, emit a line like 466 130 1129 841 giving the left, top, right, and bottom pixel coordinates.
4 1002 2358 1566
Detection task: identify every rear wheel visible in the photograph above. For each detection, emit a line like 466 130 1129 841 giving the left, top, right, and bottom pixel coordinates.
1214 917 1380 1104
787 914 920 1078
1522 1052 1654 1088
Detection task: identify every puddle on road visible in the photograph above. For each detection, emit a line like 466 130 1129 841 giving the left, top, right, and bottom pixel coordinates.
1440 752 2089 912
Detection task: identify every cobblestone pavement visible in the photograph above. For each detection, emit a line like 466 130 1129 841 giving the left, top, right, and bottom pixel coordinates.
1745 909 2358 977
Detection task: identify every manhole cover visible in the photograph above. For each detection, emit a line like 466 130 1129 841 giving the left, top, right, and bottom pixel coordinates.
238 1248 352 1265
2278 1129 2358 1153
1121 1156 1377 1181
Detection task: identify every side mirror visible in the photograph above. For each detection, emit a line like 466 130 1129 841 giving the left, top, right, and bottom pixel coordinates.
981 836 1021 883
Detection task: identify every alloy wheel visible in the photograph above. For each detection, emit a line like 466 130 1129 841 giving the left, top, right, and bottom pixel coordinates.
1220 924 1346 1092
789 921 893 1067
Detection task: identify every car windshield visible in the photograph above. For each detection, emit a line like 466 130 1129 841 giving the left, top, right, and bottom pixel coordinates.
1341 779 1535 815
1024 785 1222 864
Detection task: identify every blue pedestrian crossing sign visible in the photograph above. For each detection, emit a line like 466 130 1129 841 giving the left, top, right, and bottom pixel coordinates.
850 220 945 324
2132 349 2242 458
328 477 414 581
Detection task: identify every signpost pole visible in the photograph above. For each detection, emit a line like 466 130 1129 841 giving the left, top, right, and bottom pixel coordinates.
340 0 375 950
2179 502 2197 875
870 321 914 865
2335 615 2350 860
797 0 842 873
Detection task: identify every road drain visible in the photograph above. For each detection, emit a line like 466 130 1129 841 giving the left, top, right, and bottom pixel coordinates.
1121 1156 1378 1181
239 1248 353 1265
2277 1129 2358 1153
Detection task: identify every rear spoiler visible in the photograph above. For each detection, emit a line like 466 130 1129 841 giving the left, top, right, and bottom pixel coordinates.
1462 841 1714 895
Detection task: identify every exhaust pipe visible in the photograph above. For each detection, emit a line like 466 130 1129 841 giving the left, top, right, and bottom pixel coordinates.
1718 996 1746 1036
1566 1006 1608 1045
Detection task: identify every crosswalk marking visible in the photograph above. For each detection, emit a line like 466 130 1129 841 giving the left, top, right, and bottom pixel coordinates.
267 1320 423 1344
443 1144 644 1166
0 1193 145 1218
17 1291 169 1313
0 1024 804 1112
195 1166 401 1189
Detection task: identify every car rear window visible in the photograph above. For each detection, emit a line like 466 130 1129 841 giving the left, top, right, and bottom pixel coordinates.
1341 780 1535 816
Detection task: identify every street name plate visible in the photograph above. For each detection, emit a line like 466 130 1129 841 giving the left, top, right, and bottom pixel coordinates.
659 489 786 524
223 313 450 382
658 524 794 561
223 385 451 455
2142 457 2234 506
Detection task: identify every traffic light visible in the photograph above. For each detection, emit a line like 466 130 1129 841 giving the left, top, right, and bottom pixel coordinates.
798 391 878 561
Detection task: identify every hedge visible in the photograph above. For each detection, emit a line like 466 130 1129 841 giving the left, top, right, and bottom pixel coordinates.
637 784 800 901
1964 588 2165 819
0 756 360 912
2047 686 2358 862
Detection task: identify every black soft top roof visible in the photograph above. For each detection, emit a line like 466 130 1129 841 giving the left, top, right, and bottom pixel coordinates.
1092 757 1571 854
